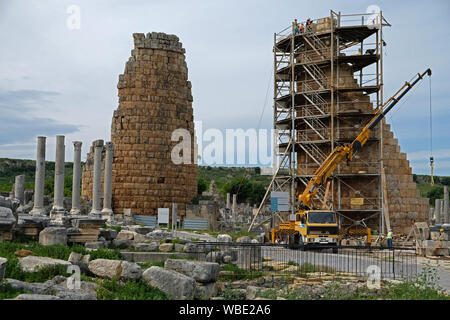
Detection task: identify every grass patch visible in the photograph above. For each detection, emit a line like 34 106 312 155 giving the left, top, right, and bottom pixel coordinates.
0 241 84 282
170 238 187 245
0 240 124 283
5 263 69 283
227 230 256 241
257 267 450 300
103 225 122 233
96 278 168 300
137 261 165 269
299 263 335 274
220 288 246 300
89 248 123 261
0 282 31 300
219 263 263 281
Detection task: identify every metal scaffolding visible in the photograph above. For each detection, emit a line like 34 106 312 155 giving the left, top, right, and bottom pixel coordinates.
272 10 391 233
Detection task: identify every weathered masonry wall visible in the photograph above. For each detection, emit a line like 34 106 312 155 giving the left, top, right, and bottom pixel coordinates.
82 32 198 217
382 123 429 234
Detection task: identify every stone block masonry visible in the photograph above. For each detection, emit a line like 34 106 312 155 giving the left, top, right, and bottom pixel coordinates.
382 122 430 234
82 32 197 217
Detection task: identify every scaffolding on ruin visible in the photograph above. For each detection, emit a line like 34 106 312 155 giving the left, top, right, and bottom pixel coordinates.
272 11 391 234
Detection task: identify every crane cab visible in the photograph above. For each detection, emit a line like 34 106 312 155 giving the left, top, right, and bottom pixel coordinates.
272 210 339 251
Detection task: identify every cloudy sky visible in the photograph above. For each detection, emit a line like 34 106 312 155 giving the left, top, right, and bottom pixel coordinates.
0 0 449 175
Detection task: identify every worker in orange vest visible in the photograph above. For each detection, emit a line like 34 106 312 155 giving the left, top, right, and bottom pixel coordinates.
299 23 305 34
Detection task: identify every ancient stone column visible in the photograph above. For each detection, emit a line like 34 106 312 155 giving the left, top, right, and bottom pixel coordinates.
444 186 449 224
101 142 114 220
435 198 442 225
226 193 230 210
232 194 237 228
50 135 67 219
14 175 25 205
90 140 104 217
70 141 82 215
31 136 46 216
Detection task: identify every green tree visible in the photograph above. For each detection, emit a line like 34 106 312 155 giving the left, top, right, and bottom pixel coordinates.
427 186 444 206
223 176 253 203
197 178 208 195
250 183 266 205
441 177 450 186
64 175 73 197
44 179 54 197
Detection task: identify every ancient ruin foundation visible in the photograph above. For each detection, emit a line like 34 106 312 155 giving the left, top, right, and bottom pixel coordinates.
82 32 197 217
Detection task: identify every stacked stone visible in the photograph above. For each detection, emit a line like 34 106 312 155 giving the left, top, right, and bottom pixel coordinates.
382 123 430 234
82 32 197 217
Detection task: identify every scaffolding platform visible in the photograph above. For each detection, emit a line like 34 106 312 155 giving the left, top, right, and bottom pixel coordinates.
271 10 391 233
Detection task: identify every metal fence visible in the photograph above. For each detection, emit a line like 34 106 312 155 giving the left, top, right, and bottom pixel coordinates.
187 242 417 281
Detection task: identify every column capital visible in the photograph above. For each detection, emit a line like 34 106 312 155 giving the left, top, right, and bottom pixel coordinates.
73 141 82 151
93 139 104 148
105 141 114 152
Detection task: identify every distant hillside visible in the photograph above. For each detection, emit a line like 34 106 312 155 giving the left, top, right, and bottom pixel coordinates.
0 158 448 206
0 158 74 197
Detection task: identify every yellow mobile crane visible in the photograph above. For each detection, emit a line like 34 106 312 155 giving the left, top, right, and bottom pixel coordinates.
271 69 432 251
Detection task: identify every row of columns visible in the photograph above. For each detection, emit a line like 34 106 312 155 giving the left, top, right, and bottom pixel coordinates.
30 136 114 221
430 185 450 225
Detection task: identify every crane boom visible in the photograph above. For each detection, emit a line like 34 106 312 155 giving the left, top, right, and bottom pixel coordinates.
298 68 432 210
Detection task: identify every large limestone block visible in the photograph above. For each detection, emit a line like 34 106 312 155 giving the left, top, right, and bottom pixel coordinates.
19 256 71 273
133 242 159 251
142 266 195 299
88 259 142 280
99 228 118 241
146 229 172 241
430 232 449 241
159 243 174 252
164 259 219 283
39 227 67 246
194 282 218 299
0 206 17 230
116 230 136 240
236 236 251 243
217 234 232 243
0 257 7 281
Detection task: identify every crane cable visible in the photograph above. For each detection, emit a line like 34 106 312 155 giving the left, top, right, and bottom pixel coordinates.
429 75 434 186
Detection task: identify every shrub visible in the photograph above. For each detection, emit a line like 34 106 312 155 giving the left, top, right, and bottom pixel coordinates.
0 283 30 300
96 278 168 300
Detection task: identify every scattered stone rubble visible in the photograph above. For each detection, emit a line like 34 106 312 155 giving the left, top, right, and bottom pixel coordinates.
416 223 450 257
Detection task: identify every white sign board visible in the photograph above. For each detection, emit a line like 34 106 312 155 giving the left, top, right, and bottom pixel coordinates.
271 191 289 199
157 208 169 224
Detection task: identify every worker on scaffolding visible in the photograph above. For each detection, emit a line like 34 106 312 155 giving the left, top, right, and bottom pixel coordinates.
299 23 305 34
293 19 299 35
306 18 312 32
387 229 393 248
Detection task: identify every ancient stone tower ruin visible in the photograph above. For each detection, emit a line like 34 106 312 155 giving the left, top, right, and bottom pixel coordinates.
82 32 198 217
273 12 429 234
